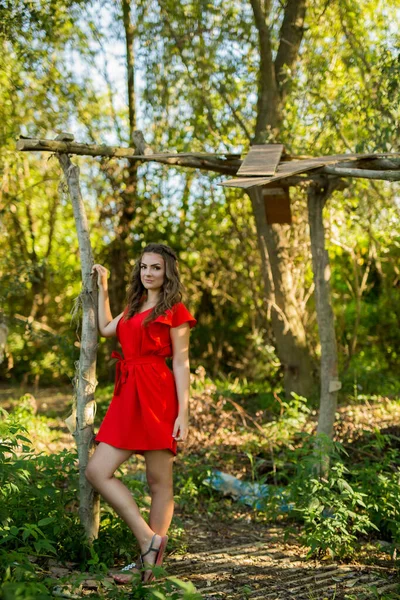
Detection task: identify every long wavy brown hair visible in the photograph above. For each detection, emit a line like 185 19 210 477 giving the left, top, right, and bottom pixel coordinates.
123 243 183 326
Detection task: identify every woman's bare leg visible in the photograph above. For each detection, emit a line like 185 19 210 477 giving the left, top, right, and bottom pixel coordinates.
144 449 175 536
85 442 164 580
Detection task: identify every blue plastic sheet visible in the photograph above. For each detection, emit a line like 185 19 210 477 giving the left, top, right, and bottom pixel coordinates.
203 469 294 512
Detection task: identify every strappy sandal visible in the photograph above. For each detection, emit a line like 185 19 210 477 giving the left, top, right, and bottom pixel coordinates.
139 533 168 584
111 560 142 585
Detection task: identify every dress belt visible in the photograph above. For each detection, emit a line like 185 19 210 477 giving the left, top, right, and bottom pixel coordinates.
111 351 166 396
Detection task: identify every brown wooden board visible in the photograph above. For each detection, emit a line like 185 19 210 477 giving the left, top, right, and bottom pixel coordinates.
251 154 385 185
263 187 292 224
221 159 357 188
237 144 284 176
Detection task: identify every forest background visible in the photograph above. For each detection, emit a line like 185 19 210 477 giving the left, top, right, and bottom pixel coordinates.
1 0 399 398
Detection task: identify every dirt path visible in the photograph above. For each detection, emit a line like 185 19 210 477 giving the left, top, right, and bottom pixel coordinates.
48 515 398 599
166 516 398 599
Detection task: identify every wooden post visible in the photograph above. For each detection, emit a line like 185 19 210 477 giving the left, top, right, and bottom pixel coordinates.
307 180 341 457
57 145 100 542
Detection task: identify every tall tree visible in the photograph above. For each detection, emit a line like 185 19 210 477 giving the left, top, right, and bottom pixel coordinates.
133 0 315 397
132 0 398 404
247 0 314 397
107 0 140 315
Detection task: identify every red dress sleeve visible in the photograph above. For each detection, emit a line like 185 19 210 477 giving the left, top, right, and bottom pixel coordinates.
171 302 197 329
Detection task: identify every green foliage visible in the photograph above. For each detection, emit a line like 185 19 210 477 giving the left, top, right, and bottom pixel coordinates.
1 387 400 594
0 402 203 597
169 390 400 561
257 429 399 559
350 429 400 550
214 375 282 410
0 407 83 563
174 455 222 515
1 0 400 585
245 393 311 453
294 460 377 559
263 393 311 440
1 580 53 600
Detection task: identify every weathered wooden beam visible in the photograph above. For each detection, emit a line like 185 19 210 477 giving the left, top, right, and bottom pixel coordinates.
16 137 241 176
322 166 400 181
220 162 400 188
17 137 400 184
226 152 394 187
337 158 400 170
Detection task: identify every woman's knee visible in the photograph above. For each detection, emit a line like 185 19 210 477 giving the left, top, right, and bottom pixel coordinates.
85 461 104 487
147 472 173 493
85 443 132 487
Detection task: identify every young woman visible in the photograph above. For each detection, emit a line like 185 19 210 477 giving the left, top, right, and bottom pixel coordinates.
85 243 197 585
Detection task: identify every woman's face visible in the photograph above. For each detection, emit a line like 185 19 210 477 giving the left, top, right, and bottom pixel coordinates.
140 252 166 292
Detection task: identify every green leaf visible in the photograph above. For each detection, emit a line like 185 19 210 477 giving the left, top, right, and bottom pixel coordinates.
150 592 167 600
308 498 321 510
167 576 198 592
37 517 56 527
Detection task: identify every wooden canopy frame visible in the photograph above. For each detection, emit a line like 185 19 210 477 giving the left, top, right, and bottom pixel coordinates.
17 136 400 184
18 135 400 229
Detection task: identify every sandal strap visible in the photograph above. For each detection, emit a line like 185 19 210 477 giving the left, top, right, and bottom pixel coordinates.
120 562 138 572
140 533 160 559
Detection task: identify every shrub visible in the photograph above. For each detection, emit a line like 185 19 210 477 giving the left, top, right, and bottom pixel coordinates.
285 435 379 558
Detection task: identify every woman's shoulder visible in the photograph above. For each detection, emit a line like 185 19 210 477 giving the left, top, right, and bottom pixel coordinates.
169 301 197 328
171 300 185 311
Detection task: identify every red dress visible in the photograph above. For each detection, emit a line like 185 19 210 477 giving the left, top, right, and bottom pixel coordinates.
95 302 197 456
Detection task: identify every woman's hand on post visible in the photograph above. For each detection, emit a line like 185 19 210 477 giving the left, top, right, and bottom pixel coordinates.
91 264 109 289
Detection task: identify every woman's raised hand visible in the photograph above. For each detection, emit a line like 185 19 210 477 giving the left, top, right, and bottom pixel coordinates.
91 264 109 288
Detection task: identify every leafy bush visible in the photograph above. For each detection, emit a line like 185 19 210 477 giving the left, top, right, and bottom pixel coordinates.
265 434 379 558
0 406 82 593
349 429 400 550
0 402 203 598
294 461 378 558
267 429 400 559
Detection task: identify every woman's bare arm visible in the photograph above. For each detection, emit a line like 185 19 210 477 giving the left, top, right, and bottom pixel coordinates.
92 264 124 338
170 323 191 442
101 310 124 338
170 323 191 416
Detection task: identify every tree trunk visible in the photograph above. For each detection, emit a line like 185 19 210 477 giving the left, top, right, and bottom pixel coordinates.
307 181 341 440
108 0 138 316
122 0 136 146
246 0 316 399
248 188 315 398
58 153 100 542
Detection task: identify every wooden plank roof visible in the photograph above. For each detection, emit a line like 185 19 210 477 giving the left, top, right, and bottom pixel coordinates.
220 151 396 189
237 144 284 176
